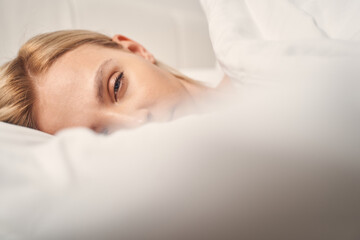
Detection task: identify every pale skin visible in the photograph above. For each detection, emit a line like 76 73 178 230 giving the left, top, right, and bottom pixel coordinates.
34 35 234 135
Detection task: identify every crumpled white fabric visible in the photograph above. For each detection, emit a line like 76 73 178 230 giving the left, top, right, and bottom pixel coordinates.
200 0 360 87
200 0 360 137
290 0 360 39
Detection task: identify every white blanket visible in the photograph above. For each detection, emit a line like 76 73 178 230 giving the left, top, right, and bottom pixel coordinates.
200 0 360 150
201 0 360 85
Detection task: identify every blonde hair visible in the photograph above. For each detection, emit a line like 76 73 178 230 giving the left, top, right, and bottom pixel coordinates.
0 29 198 130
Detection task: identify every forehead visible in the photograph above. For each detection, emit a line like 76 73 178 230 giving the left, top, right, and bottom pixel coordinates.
34 44 119 134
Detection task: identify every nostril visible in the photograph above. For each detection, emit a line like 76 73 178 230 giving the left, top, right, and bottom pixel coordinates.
169 106 176 121
135 109 152 125
146 112 153 122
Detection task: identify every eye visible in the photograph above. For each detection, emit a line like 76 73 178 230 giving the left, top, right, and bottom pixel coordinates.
114 72 124 102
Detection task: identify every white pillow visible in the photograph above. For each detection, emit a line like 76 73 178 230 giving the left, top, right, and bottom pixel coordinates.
200 0 360 88
290 0 360 40
0 122 51 145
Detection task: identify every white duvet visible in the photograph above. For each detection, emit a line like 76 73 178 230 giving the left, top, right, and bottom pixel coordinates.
1 0 360 239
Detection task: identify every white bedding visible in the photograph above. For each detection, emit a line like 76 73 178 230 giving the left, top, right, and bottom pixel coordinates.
1 0 360 239
201 0 360 87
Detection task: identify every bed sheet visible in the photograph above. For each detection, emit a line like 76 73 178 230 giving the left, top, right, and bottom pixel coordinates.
1 69 360 239
1 103 359 240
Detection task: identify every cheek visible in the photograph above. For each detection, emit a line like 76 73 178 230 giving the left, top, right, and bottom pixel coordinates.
126 66 179 99
131 76 187 108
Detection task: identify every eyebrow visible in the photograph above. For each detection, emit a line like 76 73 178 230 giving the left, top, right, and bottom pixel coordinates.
95 58 113 103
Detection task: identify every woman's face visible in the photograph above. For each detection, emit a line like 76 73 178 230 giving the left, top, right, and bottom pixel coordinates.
34 35 206 134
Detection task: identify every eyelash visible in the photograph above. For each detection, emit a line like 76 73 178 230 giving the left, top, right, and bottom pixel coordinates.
114 72 124 102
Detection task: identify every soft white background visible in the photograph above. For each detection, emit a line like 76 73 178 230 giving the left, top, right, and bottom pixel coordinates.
0 0 216 68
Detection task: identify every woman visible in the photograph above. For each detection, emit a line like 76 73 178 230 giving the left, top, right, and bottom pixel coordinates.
0 30 233 135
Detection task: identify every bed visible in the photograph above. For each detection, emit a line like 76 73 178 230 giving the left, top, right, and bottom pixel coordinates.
1 0 360 239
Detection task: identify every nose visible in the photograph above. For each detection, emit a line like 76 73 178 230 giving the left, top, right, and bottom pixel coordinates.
107 106 175 133
103 109 150 133
135 109 153 124
119 108 154 128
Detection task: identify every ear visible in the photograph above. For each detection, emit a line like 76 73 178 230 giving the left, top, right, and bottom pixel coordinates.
112 34 155 64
